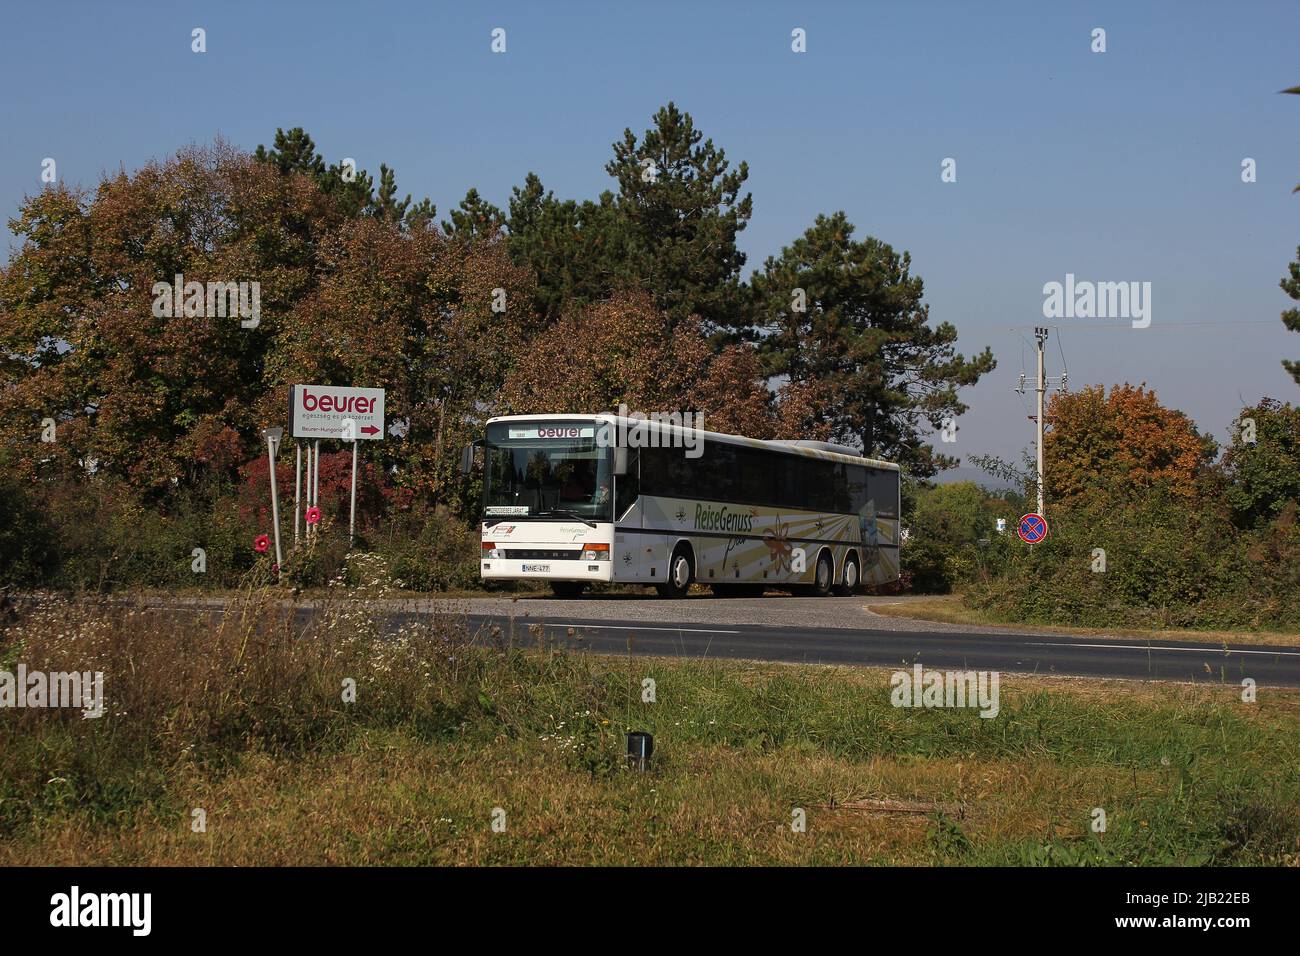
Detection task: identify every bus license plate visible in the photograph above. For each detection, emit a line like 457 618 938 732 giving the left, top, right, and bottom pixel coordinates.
522 563 550 572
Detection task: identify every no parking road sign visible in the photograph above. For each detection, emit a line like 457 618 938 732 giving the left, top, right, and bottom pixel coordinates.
1018 512 1048 544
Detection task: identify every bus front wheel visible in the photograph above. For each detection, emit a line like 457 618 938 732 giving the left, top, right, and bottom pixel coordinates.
657 548 693 599
808 550 834 598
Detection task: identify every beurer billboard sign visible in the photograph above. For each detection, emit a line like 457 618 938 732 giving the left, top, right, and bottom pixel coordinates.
289 385 386 440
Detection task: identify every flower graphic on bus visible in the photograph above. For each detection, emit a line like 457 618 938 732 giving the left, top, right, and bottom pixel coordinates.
763 517 793 574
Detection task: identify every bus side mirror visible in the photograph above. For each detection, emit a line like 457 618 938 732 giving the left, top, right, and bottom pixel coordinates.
613 446 628 476
459 445 474 474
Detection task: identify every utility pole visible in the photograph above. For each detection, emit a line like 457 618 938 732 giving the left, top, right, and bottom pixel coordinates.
1015 327 1067 519
1035 326 1047 517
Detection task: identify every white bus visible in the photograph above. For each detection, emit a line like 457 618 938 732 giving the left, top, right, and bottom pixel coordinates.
465 413 900 598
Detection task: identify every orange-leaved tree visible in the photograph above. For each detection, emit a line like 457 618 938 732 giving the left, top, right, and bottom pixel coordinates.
1044 384 1215 507
499 289 827 440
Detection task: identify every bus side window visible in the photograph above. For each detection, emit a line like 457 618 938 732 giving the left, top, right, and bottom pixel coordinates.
868 468 900 517
615 448 640 519
848 464 870 513
832 463 850 513
640 445 667 496
698 440 738 501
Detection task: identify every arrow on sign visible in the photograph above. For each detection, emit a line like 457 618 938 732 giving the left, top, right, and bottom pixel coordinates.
360 425 380 436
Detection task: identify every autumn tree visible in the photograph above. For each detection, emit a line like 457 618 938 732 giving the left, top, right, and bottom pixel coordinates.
498 290 822 440
1043 384 1216 507
752 212 995 477
0 143 343 494
268 219 537 505
0 139 531 513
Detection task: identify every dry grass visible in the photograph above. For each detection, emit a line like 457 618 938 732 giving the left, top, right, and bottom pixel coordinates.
2 571 1298 866
0 733 1179 866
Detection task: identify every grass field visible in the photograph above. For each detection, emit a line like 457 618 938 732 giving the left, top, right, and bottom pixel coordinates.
2 589 1297 866
869 595 1300 648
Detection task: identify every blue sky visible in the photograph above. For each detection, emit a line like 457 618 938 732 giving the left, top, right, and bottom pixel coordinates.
2 0 1297 477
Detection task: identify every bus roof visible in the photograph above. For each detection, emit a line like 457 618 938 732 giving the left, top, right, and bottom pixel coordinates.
484 413 901 472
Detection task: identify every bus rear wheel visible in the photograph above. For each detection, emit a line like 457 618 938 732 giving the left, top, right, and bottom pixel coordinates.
550 581 587 598
833 554 860 596
657 548 693 599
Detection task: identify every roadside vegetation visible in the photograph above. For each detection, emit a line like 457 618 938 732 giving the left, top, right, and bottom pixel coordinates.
1 108 1297 638
0 107 991 599
1 585 1297 866
900 394 1300 634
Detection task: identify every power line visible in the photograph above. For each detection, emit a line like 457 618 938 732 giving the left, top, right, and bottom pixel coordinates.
1006 319 1283 332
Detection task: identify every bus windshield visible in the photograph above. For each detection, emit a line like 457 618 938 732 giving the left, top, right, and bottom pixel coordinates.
482 422 612 521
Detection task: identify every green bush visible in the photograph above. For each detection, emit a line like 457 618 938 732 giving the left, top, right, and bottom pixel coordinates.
965 489 1300 631
901 481 1014 594
374 504 481 592
0 473 59 587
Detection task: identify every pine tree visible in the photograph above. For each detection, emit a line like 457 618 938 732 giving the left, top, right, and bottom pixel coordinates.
753 212 995 477
605 102 752 331
253 127 325 177
255 129 430 230
505 104 751 329
369 164 410 224
1282 248 1300 386
1283 87 1300 384
443 189 505 239
505 173 630 322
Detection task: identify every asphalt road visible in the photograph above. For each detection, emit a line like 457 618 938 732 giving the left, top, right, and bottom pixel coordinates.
454 609 1300 687
69 593 1300 687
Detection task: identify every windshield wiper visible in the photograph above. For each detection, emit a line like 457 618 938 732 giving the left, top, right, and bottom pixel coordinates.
535 509 597 528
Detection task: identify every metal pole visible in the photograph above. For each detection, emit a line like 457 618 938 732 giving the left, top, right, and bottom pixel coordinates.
349 436 358 547
313 438 320 513
1035 327 1047 517
294 443 301 544
266 434 283 571
304 443 312 537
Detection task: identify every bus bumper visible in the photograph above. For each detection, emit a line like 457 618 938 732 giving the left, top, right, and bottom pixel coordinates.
480 559 613 583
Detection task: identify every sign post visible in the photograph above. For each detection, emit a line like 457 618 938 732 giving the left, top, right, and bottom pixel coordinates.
262 427 285 572
294 443 302 544
289 386 385 549
341 417 360 547
312 439 319 531
350 436 358 545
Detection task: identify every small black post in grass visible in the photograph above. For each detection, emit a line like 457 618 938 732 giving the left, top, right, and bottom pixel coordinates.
626 731 653 772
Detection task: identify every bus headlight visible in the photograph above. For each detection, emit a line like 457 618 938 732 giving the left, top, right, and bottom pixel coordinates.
580 544 611 561
482 542 503 559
